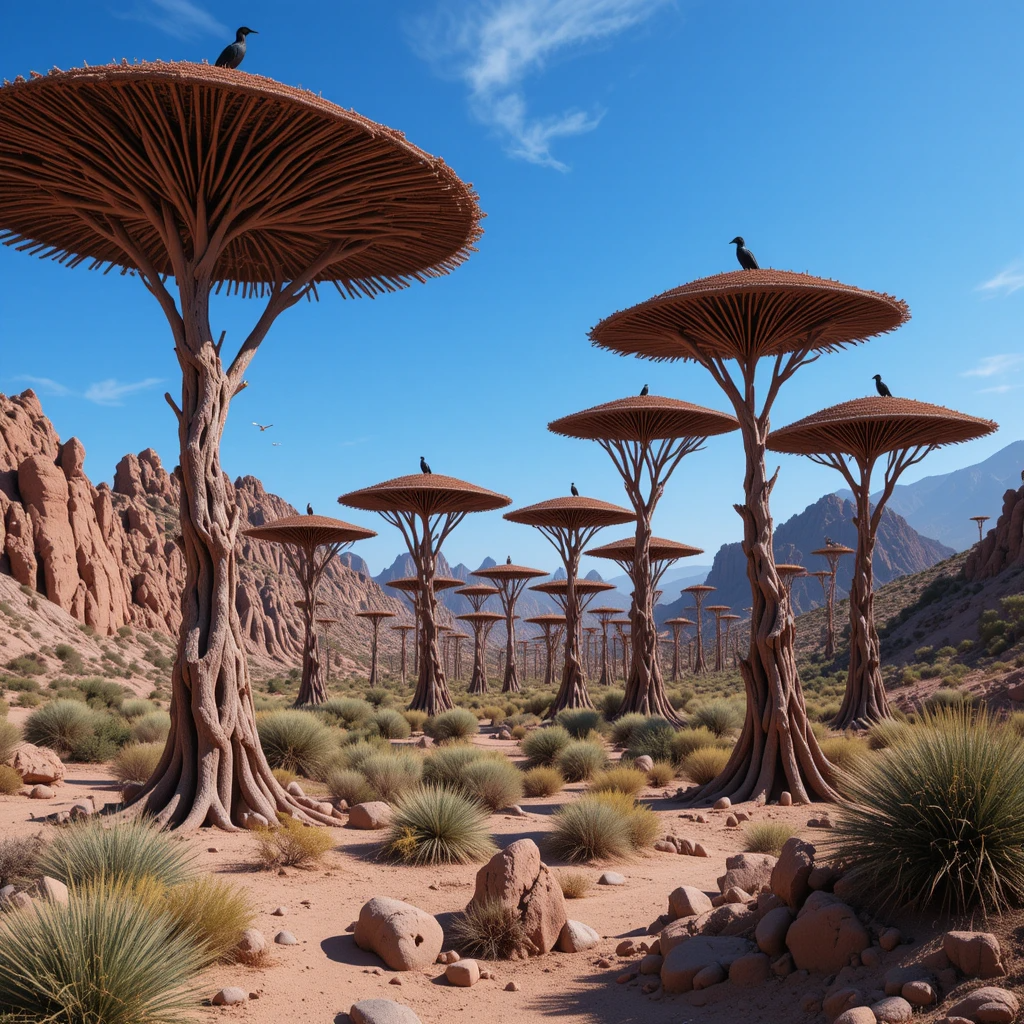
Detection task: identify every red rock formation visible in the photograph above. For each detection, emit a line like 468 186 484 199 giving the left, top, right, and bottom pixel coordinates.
965 483 1024 581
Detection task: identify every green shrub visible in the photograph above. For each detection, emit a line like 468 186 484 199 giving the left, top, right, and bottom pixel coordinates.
481 705 506 726
0 720 19 764
830 707 1024 912
78 677 126 710
402 709 429 733
0 881 201 1024
120 699 156 720
522 694 550 717
324 768 373 806
647 760 677 786
592 790 659 850
0 766 22 795
689 699 743 737
382 787 496 865
819 736 870 774
70 712 131 763
53 643 86 675
589 766 647 797
462 758 524 811
743 822 795 856
365 688 392 708
449 898 528 959
682 746 731 785
598 690 625 720
360 751 422 803
556 708 604 738
335 736 390 770
5 654 45 676
556 739 607 782
253 817 333 868
548 795 632 862
318 698 373 728
522 765 564 797
153 876 254 966
624 717 676 762
131 711 171 744
610 712 648 747
421 746 487 789
23 699 94 755
371 708 411 740
923 688 975 714
521 725 571 767
0 835 45 889
1006 711 1024 739
557 869 592 898
111 742 163 787
511 724 528 740
257 711 334 778
41 819 192 889
867 718 913 750
424 708 479 744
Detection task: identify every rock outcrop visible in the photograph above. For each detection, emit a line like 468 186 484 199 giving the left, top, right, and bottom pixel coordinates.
965 483 1024 580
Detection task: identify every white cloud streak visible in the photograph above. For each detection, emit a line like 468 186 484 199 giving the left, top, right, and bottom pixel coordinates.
14 375 73 396
977 261 1024 297
119 0 227 41
961 354 1024 378
976 384 1022 395
415 0 669 170
84 378 164 406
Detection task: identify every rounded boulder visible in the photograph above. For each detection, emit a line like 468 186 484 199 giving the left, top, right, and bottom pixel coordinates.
353 897 444 971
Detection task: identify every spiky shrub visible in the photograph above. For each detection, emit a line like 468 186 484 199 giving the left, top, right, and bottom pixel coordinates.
336 736 390 772
402 709 429 733
41 819 192 889
0 720 20 763
592 790 659 850
253 818 334 869
381 787 496 866
867 718 913 750
1007 711 1024 740
647 761 677 786
557 870 592 899
624 718 676 763
829 707 1024 913
462 758 524 811
365 688 392 708
670 726 718 763
360 751 423 803
424 708 479 744
371 708 411 739
522 766 564 798
521 725 571 767
819 736 871 775
556 708 604 739
0 766 21 795
111 742 163 787
743 822 795 856
923 688 975 714
598 690 625 721
422 746 488 789
522 694 551 717
23 699 94 756
0 834 44 889
272 767 299 788
682 746 732 785
318 698 373 728
0 881 201 1024
449 898 528 959
548 794 632 862
556 740 608 782
511 725 528 740
156 876 254 966
589 766 647 797
482 705 506 726
131 711 171 744
257 710 335 778
610 712 649 748
324 768 373 806
120 699 156 720
689 699 743 737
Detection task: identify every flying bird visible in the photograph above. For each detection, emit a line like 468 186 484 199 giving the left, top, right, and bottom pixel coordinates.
252 421 273 431
570 482 580 497
506 556 512 564
420 456 432 475
730 236 759 270
215 26 257 69
640 384 649 396
306 503 314 516
872 374 893 398
271 442 282 447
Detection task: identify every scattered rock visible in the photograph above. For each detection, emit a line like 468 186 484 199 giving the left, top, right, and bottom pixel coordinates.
693 843 709 858
212 988 247 1006
823 987 862 1017
36 876 68 905
717 853 776 895
884 967 931 996
778 791 792 806
285 780 305 797
634 755 654 773
834 1009 875 1024
271 906 288 916
861 946 882 968
69 800 93 820
502 805 526 817
348 802 393 830
660 936 753 993
755 906 794 958
437 950 460 965
236 929 266 955
349 999 423 1024
653 840 676 853
943 931 1006 979
786 892 870 973
713 797 731 810
723 886 751 904
879 928 902 952
615 940 636 957
677 839 695 856
556 920 600 953
770 837 815 909
695 814 709 823
872 996 913 1023
771 952 794 977
902 980 937 1006
735 810 750 822
668 886 713 921
725 814 739 827
496 728 512 740
639 954 663 975
446 959 480 987
8 742 64 785
598 871 626 886
28 784 54 799
353 897 444 971
692 962 727 990
946 987 1019 1024
505 981 519 992
729 952 770 986
274 931 297 946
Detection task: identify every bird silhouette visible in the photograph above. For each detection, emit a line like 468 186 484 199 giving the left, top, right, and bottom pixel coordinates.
252 421 273 431
570 482 580 497
506 556 512 564
872 374 893 397
215 27 257 69
420 456 432 475
271 442 281 447
640 384 649 396
306 503 313 516
730 236 759 270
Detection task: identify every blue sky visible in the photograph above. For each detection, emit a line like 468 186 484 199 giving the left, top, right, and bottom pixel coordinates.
2 1 1022 579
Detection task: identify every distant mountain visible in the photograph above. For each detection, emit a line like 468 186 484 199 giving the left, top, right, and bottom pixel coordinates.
836 440 1024 552
605 564 713 601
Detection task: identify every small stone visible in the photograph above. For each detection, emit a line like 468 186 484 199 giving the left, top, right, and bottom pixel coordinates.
505 981 519 992
236 929 266 955
556 920 600 953
834 1009 875 1024
723 886 751 904
678 838 695 855
879 927 902 952
496 728 512 740
713 797 731 810
271 906 288 916
286 780 305 797
438 950 460 965
596 958 613 968
901 980 937 1006
725 814 739 827
37 876 69 905
668 885 713 920
943 930 1005 979
696 814 708 823
274 931 298 945
616 971 637 984
446 959 480 987
823 987 862 1018
771 952 794 977
348 802 393 830
207 847 219 853
479 969 495 980
778 791 792 807
29 785 54 799
349 1000 423 1024
634 755 654 772
653 840 676 853
389 977 402 986
212 987 248 1006
598 871 625 886
693 843 709 857
871 996 913 1023
615 940 636 957
861 946 882 968
501 805 526 817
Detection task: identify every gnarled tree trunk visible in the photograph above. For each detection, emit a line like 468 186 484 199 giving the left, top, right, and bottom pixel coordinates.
296 589 326 705
547 574 592 715
409 539 454 715
501 606 521 693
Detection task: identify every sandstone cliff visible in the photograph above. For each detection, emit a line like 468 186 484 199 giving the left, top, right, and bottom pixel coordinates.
964 483 1024 580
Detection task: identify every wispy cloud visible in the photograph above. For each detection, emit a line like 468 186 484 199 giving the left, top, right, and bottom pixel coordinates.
338 437 372 448
976 384 1023 395
117 0 227 41
415 0 669 170
961 354 1024 378
84 378 163 406
977 261 1024 297
14 375 73 397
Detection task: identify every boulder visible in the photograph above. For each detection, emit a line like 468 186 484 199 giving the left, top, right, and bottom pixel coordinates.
598 871 626 886
661 936 753 993
521 865 568 954
29 785 54 799
785 891 870 973
236 928 266 956
634 755 654 772
36 876 69 905
872 996 913 1023
350 1000 423 1024
556 920 600 953
8 742 64 785
668 885 713 921
713 797 731 809
943 931 1006 979
446 959 480 987
729 951 770 986
770 837 815 909
212 988 247 1006
834 1010 875 1024
754 906 794 958
717 853 776 895
901 980 937 1006
692 962 727 990
353 897 444 971
348 802 393 830
946 987 1019 1024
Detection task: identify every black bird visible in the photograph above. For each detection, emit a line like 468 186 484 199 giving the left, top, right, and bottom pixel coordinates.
215 27 257 69
730 236 759 271
570 482 579 497
640 384 649 396
872 374 893 398
306 503 313 516
420 456 432 475
506 556 512 565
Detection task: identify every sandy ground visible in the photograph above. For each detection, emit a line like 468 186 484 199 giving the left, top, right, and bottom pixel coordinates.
2 735 1022 1024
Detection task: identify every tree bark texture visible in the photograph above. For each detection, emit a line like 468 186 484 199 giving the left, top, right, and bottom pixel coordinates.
368 620 381 687
502 604 521 693
544 539 597 716
296 589 327 705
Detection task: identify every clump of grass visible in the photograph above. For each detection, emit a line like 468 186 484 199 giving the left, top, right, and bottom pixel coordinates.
0 834 45 889
111 742 163 787
372 708 411 740
253 817 334 869
131 711 171 744
257 710 334 778
610 712 648 748
157 876 255 966
365 688 392 708
923 688 975 714
743 822 795 856
511 724 528 740
819 736 871 774
41 819 192 889
335 737 390 771
522 766 564 797
623 717 676 762
1007 711 1024 740
120 699 156 720
325 767 374 805
598 690 625 721
422 745 487 789
556 739 607 782
647 760 677 786
689 699 743 737
0 720 21 764
271 767 299 788
0 766 22 795
381 788 496 865
402 710 429 733
360 751 422 803
589 766 647 797
23 699 94 755
670 726 719 763
424 708 479 744
481 705 506 726
463 758 524 811
682 746 731 785
318 698 373 728
521 725 571 767
449 898 528 959
830 707 1024 913
548 794 632 862
867 718 913 750
556 708 604 738
591 790 659 850
558 870 593 899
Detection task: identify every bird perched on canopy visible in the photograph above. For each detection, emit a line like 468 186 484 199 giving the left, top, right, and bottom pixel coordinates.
872 374 893 397
252 421 273 431
570 482 580 497
306 503 313 516
215 27 257 69
730 236 759 270
506 556 512 564
420 457 432 475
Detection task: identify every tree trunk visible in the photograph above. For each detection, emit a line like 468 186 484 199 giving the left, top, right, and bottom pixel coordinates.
468 623 488 695
295 583 326 705
693 604 708 674
408 539 454 715
598 625 611 686
501 605 521 693
368 622 380 686
399 632 407 685
546 573 592 716
684 407 838 805
670 627 680 682
824 569 837 660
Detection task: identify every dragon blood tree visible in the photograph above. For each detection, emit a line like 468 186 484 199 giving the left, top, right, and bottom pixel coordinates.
387 574 463 679
244 515 375 706
970 515 990 543
391 623 415 685
339 475 510 715
769 397 996 730
721 614 741 665
664 617 694 682
549 398 736 718
589 606 621 686
316 617 339 684
506 497 635 715
775 565 806 607
470 563 548 693
457 612 504 694
613 620 631 680
683 584 715 675
583 626 600 676
811 545 854 659
355 610 394 686
531 578 616 621
592 270 909 803
586 535 704 720
706 604 731 672
0 63 480 830
526 615 567 687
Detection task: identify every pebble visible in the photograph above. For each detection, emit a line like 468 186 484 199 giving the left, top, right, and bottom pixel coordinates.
389 977 402 986
505 982 519 992
879 928 902 951
653 841 676 853
598 872 626 886
271 906 288 916
725 814 739 827
713 797 731 810
615 941 636 957
446 959 480 987
778 791 793 806
274 931 298 946
29 785 54 799
211 987 247 1006
597 958 613 968
616 971 637 984
693 843 709 857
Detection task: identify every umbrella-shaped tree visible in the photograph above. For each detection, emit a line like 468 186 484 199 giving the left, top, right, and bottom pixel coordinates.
591 270 908 803
316 617 339 684
706 604 731 672
457 611 503 694
0 63 480 830
526 615 567 687
589 606 622 687
339 475 510 715
355 610 394 686
387 575 463 679
769 396 996 729
683 584 716 675
390 623 415 686
664 617 694 682
775 565 806 606
811 544 854 660
243 515 376 706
